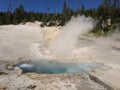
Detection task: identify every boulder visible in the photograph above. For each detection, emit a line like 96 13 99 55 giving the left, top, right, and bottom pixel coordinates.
15 67 23 75
0 83 7 90
5 64 14 70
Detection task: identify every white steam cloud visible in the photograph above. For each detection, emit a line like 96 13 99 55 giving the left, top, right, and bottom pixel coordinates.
50 15 96 57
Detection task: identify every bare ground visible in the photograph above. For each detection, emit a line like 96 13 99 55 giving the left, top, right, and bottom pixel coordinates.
0 23 120 90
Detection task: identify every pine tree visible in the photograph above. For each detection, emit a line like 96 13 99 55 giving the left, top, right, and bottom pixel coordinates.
6 3 12 24
12 4 26 24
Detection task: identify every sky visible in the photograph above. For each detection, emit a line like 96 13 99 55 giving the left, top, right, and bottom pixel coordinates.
0 0 102 13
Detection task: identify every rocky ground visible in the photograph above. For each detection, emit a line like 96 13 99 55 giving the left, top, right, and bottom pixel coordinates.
0 60 108 90
0 22 120 90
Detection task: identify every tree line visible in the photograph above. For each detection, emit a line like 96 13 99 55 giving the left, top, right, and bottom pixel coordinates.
0 1 84 26
0 0 120 34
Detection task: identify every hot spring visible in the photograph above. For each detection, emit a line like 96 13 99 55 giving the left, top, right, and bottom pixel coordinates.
14 61 102 74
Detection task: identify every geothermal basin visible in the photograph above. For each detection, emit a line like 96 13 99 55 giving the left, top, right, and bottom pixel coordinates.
14 61 103 74
0 17 120 89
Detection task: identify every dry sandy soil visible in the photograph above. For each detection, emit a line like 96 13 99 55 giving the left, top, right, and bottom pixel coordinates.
0 22 120 90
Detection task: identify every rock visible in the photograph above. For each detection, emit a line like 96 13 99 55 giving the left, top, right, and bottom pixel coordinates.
0 72 7 75
27 73 40 79
15 67 23 75
0 83 7 90
27 85 37 89
5 64 14 70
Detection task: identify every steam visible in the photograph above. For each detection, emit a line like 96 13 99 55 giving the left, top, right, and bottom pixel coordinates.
50 15 96 57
